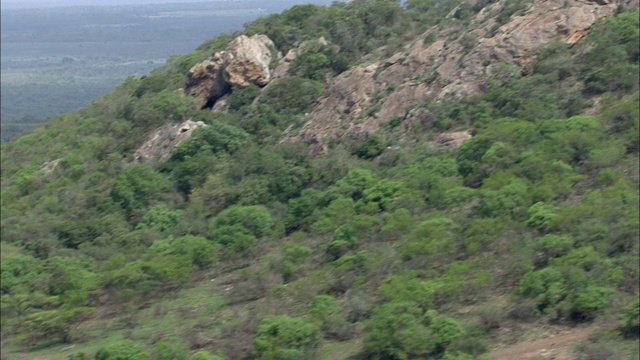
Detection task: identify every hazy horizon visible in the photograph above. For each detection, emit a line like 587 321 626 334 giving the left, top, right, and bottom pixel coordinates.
1 0 264 9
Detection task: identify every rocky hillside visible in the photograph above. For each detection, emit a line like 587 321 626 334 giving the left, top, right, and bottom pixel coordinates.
1 0 638 359
177 0 637 156
290 0 638 153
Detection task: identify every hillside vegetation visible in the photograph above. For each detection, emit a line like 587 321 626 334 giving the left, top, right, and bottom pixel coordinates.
1 0 638 359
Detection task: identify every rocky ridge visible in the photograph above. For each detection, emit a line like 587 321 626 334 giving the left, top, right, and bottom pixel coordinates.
287 0 634 155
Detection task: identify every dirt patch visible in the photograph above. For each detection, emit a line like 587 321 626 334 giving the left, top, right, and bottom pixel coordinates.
490 327 595 360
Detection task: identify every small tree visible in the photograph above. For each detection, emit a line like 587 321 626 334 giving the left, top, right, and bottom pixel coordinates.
136 203 182 232
253 316 320 360
326 225 358 260
363 302 435 359
309 295 351 340
212 205 274 238
110 165 171 215
352 134 386 159
280 245 312 282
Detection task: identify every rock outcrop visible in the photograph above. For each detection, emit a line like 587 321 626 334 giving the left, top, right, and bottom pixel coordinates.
185 56 228 108
41 159 60 174
185 34 276 109
223 34 274 88
436 131 473 149
287 0 628 155
133 119 207 163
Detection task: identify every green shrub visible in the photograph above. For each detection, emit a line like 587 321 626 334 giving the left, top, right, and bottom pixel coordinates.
326 225 358 260
227 85 261 111
169 235 218 269
95 340 149 360
291 51 331 80
309 295 351 339
136 203 182 232
260 77 324 115
516 265 613 321
211 225 257 254
526 202 558 231
109 165 171 215
284 188 322 232
151 340 188 360
149 91 196 122
535 234 574 262
280 245 312 282
425 310 464 351
1 254 41 294
312 197 356 234
352 134 386 159
212 205 274 238
332 168 377 200
363 302 434 359
253 316 321 360
356 179 405 213
169 123 249 162
378 276 438 310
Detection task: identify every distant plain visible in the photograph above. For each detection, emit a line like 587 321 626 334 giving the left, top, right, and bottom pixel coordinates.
0 0 332 142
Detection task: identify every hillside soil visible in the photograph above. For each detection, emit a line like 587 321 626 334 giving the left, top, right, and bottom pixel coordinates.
490 327 597 360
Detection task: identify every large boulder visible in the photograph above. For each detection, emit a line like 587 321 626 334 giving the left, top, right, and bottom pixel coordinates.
184 34 275 108
223 34 274 88
184 55 227 108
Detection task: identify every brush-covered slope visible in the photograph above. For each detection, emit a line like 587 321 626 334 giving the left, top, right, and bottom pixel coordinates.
1 0 639 359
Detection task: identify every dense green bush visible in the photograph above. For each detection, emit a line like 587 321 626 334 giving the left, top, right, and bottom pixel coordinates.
210 225 257 254
352 134 386 159
211 205 274 238
362 302 465 359
136 203 182 232
227 85 261 112
150 235 218 269
253 316 321 359
280 245 312 282
109 165 172 215
363 302 431 359
169 123 249 163
516 265 614 321
260 77 324 115
326 225 358 260
290 49 331 81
